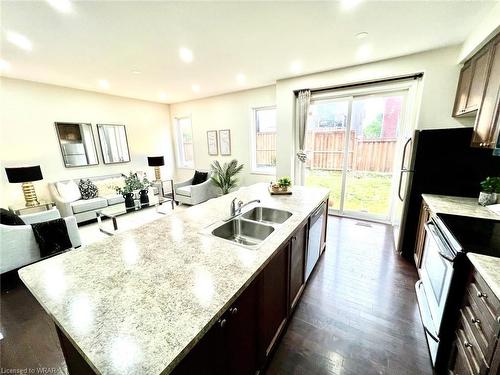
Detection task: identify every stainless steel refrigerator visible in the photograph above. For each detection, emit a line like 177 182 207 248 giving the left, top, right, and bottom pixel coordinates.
393 127 500 260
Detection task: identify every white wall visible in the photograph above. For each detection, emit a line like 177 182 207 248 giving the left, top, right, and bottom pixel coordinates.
459 2 500 62
0 78 174 208
275 45 474 179
169 85 276 185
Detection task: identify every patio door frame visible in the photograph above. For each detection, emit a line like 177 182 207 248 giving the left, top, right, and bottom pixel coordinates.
298 78 421 222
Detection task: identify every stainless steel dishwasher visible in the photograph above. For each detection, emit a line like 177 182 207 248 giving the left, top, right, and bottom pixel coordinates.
305 202 325 281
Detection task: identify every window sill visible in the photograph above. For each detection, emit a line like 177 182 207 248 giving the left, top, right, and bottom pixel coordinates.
251 170 276 176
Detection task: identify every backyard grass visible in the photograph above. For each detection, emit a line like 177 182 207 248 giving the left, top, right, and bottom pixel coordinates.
305 170 393 216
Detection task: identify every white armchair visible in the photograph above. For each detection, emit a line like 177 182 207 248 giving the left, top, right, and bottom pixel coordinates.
0 207 81 274
174 172 221 205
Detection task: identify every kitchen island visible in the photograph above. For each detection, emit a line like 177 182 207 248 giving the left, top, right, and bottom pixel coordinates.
19 183 329 375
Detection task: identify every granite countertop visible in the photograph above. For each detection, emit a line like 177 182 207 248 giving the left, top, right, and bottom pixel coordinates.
19 183 329 375
422 194 500 220
467 253 500 300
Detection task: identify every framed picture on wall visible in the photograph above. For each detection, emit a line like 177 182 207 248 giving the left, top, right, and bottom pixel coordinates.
207 130 218 155
219 129 231 156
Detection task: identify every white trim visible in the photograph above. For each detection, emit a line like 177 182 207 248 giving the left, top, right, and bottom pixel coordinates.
250 105 277 175
174 115 195 169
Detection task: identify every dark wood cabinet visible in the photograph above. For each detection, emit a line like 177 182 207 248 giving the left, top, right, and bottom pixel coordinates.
414 201 430 269
257 242 289 366
453 45 492 117
472 36 500 149
449 268 500 375
172 279 258 375
289 222 307 311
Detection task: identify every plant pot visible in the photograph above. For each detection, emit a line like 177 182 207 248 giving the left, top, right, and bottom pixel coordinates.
139 189 149 205
478 191 497 206
123 192 135 209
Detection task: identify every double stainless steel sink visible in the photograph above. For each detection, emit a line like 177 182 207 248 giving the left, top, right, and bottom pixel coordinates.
209 207 292 249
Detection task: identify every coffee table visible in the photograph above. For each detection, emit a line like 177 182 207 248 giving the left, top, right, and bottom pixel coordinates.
96 196 169 235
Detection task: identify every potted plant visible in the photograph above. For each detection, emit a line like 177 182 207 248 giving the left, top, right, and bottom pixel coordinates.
271 176 292 193
210 159 244 195
116 172 151 208
479 176 500 206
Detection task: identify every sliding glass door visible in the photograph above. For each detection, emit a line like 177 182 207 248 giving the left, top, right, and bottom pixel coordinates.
304 85 412 222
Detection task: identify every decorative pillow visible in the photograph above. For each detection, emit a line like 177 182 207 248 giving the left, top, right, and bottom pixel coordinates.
192 170 208 185
94 178 125 197
0 208 25 226
56 180 82 202
78 179 98 200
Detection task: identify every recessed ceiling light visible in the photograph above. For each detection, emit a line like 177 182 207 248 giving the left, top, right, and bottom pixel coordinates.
357 44 372 60
341 0 362 11
159 92 168 101
98 79 110 89
290 61 302 74
355 32 368 40
6 31 32 51
191 84 200 93
46 0 72 13
179 47 193 63
236 73 246 84
0 59 11 72
131 70 142 75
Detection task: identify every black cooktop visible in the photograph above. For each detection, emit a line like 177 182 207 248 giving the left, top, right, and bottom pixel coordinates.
437 213 500 257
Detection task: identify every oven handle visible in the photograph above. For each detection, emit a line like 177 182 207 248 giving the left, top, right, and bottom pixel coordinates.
424 221 455 263
415 280 440 343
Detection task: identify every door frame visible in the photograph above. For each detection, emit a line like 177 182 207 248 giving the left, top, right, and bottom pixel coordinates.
299 78 422 222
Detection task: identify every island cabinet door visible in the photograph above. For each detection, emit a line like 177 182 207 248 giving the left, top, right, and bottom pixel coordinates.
257 242 289 367
170 318 225 375
224 278 258 375
289 222 307 311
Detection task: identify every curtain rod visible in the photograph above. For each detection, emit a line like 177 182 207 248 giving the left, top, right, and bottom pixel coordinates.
294 72 424 95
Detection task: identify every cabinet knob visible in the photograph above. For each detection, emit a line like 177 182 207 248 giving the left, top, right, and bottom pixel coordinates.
229 307 238 315
477 291 488 299
219 318 227 328
292 236 297 241
471 317 481 325
464 341 473 348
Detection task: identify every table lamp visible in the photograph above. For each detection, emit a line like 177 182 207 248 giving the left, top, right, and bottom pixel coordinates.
5 166 43 207
147 156 165 182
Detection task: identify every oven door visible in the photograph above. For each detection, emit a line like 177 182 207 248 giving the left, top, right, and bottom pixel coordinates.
419 220 455 333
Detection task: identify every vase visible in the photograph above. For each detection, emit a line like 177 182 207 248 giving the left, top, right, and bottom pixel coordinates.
123 192 135 209
139 189 149 205
478 192 497 206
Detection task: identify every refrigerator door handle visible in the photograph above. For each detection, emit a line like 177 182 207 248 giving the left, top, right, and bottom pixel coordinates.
400 137 412 170
398 169 411 201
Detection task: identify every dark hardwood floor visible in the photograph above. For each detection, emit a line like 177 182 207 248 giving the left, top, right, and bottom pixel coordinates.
0 216 431 374
267 216 432 375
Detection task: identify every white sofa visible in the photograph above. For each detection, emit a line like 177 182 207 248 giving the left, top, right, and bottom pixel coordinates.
0 207 81 274
174 171 221 205
49 174 126 223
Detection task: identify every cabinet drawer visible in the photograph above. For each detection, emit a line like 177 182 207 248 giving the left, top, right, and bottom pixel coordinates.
456 328 481 375
459 308 488 373
473 270 500 320
453 335 475 375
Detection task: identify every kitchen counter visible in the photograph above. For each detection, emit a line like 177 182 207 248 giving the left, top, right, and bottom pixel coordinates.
422 194 500 220
467 253 500 300
19 183 329 375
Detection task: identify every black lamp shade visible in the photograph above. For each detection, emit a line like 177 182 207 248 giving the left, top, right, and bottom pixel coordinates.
147 156 165 167
5 166 43 183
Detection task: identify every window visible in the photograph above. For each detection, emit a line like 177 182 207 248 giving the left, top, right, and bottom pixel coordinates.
175 116 194 168
251 106 276 174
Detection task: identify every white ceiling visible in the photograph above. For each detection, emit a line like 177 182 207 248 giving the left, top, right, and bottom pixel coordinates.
0 1 495 104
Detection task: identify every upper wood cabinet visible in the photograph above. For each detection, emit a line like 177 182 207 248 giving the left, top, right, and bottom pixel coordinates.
471 36 500 149
454 46 492 117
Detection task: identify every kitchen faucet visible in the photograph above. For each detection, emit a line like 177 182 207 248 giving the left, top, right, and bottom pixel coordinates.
228 197 261 219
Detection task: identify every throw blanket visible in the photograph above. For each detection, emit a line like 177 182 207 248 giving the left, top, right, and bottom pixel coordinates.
31 218 72 257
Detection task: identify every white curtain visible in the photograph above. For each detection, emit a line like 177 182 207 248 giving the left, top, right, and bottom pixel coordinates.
296 90 311 163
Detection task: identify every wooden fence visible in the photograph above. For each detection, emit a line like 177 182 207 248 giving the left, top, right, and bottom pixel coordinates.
256 130 397 173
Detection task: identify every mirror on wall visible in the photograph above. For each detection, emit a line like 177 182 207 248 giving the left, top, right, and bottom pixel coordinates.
55 122 99 168
97 124 131 164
